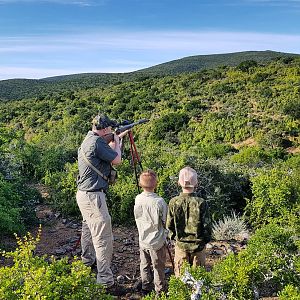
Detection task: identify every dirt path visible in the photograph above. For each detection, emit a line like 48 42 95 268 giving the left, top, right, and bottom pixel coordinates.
0 185 279 300
32 203 173 299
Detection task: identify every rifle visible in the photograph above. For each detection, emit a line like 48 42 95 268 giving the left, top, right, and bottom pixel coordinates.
102 118 149 193
115 119 149 134
102 119 149 144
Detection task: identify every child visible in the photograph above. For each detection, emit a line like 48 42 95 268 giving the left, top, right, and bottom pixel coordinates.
166 167 211 277
134 170 168 295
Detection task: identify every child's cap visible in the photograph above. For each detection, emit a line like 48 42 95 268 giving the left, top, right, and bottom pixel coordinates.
178 167 198 188
139 170 157 189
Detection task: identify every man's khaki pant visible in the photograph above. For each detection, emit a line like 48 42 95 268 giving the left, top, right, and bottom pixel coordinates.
174 244 206 277
140 245 167 294
76 190 114 286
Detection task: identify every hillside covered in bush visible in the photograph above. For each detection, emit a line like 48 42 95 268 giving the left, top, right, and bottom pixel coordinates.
0 52 299 299
1 50 299 102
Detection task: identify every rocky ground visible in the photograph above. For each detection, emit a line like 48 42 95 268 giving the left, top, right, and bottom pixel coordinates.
0 186 279 300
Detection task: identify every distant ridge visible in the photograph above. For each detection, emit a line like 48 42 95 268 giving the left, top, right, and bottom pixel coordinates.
137 50 300 75
0 50 299 101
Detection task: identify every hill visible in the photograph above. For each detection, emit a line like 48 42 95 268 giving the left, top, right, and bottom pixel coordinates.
137 50 300 74
0 50 299 299
0 50 299 101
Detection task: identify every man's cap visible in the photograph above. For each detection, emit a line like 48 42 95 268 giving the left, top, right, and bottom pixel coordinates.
92 114 117 130
178 167 198 188
139 170 157 189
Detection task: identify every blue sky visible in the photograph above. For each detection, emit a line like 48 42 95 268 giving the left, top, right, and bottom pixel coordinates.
1 0 300 80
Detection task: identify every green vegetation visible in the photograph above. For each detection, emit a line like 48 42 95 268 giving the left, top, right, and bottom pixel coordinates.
0 51 299 298
0 229 112 299
151 224 299 300
1 50 299 101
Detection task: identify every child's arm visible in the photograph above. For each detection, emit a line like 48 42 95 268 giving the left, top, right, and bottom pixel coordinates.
201 201 212 243
166 202 175 240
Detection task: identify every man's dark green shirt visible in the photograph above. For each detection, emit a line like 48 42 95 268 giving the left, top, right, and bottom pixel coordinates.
166 192 212 252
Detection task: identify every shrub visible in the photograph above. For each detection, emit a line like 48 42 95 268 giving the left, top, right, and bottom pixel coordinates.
212 211 249 241
43 162 79 216
0 175 39 236
0 175 24 235
146 263 224 300
0 229 113 299
237 60 258 72
212 224 300 299
230 146 268 166
279 285 300 299
245 168 300 228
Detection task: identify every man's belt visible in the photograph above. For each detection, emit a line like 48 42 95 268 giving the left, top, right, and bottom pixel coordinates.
79 189 105 193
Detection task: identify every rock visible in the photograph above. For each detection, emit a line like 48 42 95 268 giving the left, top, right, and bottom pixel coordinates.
206 243 213 249
124 239 133 246
55 248 66 255
117 275 125 283
239 232 250 241
214 249 224 255
67 236 80 243
64 245 73 252
66 222 78 229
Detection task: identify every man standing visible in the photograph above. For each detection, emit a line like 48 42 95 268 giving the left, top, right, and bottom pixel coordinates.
166 167 212 277
76 114 124 288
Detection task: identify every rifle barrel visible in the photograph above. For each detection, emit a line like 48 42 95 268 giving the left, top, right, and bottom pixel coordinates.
116 119 149 134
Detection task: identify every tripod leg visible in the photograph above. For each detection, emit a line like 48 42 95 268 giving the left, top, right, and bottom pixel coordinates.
129 134 141 193
128 131 143 170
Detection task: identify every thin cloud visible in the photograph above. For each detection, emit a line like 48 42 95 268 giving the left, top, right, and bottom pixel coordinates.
1 31 300 53
1 30 300 79
241 0 300 7
0 0 101 6
0 65 135 80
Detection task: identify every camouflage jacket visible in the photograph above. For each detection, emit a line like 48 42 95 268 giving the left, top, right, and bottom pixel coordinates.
166 192 212 252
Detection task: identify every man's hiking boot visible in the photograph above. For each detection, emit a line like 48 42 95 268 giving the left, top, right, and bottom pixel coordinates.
141 289 151 296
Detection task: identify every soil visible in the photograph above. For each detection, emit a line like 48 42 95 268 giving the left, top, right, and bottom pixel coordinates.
0 185 279 300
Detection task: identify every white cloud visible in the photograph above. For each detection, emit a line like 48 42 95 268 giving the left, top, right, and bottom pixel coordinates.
0 65 133 80
242 0 300 6
1 30 300 79
1 31 300 54
0 0 100 6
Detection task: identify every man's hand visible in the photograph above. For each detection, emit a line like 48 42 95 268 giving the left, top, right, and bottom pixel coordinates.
118 129 130 139
108 133 120 149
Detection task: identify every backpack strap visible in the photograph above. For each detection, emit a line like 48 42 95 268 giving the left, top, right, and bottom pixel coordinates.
80 147 109 181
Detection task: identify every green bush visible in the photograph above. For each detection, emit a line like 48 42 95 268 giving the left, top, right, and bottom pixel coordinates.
245 168 300 228
230 146 268 166
0 175 40 236
0 229 113 299
152 224 299 299
43 162 79 216
147 263 224 300
279 285 300 299
212 224 300 299
0 175 24 235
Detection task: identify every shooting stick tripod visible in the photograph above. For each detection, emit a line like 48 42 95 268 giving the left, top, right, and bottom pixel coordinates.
127 130 143 193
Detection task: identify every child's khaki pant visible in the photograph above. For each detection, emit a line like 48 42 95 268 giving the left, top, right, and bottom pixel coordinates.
140 245 167 294
174 245 206 277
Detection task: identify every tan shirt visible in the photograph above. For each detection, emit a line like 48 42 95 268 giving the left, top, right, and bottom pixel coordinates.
134 191 168 250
